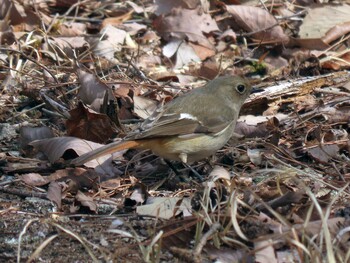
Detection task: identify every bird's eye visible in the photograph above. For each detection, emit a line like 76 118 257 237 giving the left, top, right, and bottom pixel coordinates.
236 84 246 94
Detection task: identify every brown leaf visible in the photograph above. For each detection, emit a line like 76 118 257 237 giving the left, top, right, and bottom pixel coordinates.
287 37 329 50
205 247 250 262
208 166 231 182
1 0 22 25
225 5 289 44
57 22 87 36
126 1 145 13
219 28 237 42
126 183 148 206
133 96 158 119
76 67 115 112
136 197 191 219
321 51 350 70
235 121 269 138
1 0 41 31
50 168 101 192
154 7 219 49
0 20 16 45
264 54 289 71
299 4 350 42
66 102 117 143
188 42 216 61
307 144 340 163
21 173 49 186
293 94 318 113
136 53 162 72
41 37 89 60
293 217 347 240
119 22 147 35
160 217 198 249
90 25 127 63
30 137 107 166
101 10 134 29
47 181 62 209
196 60 220 80
163 39 201 68
234 115 280 138
254 240 278 263
323 21 350 44
75 190 97 213
20 168 101 191
19 126 54 149
99 178 121 189
154 0 206 15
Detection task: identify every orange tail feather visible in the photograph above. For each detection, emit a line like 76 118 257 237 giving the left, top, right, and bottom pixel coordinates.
71 140 142 165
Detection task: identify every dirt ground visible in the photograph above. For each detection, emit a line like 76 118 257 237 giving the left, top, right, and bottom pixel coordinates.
0 189 170 262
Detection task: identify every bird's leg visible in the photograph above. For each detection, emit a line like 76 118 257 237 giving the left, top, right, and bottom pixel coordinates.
179 153 204 181
164 159 181 176
164 160 204 182
183 163 204 182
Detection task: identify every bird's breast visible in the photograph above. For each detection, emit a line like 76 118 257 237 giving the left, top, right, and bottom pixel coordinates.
140 123 234 163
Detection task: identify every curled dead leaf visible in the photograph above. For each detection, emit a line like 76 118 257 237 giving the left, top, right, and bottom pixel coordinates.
30 137 108 167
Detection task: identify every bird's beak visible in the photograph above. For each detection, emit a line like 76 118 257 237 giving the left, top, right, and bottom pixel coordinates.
251 86 263 94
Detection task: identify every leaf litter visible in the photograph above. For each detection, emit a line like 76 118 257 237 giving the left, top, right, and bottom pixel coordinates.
1 0 350 262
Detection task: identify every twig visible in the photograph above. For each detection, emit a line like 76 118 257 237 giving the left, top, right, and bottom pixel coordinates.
0 186 47 199
17 219 39 263
314 88 350 96
194 222 221 255
52 223 100 263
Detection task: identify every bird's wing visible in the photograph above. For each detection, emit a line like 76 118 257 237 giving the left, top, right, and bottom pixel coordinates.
127 111 233 139
127 87 237 140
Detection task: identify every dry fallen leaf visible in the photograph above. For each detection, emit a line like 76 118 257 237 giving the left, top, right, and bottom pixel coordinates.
163 39 201 68
1 0 41 31
57 22 87 36
66 102 117 143
41 36 89 60
136 197 192 219
19 126 54 149
0 20 16 45
21 173 49 186
75 190 97 213
101 10 134 28
154 7 219 49
307 144 340 163
47 181 62 209
225 5 289 44
133 95 158 119
90 25 127 63
125 183 148 206
321 50 350 70
299 4 350 42
76 67 115 113
30 137 107 166
154 0 207 15
254 239 278 263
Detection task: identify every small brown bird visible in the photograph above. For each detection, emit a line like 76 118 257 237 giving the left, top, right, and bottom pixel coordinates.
71 76 252 165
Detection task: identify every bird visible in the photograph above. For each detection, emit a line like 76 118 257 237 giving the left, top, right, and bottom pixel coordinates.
71 76 252 166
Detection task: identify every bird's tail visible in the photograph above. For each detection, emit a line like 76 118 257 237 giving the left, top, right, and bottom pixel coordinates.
71 140 141 165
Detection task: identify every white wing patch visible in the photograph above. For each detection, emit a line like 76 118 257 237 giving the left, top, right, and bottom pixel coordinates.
180 113 197 120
